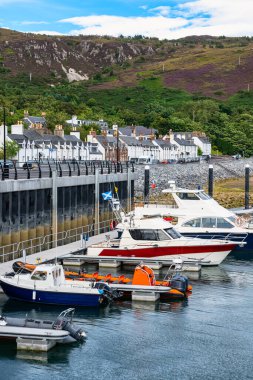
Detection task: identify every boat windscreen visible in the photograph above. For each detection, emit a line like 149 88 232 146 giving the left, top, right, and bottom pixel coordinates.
176 192 199 200
228 216 236 224
198 192 211 200
31 271 47 281
129 229 172 241
164 228 182 239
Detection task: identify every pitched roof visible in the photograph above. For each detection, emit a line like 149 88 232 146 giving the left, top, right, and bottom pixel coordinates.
140 139 158 147
96 135 124 148
119 136 143 146
64 135 83 144
195 136 211 143
155 139 176 149
23 130 44 141
119 126 157 137
8 134 27 141
24 116 46 124
173 137 196 146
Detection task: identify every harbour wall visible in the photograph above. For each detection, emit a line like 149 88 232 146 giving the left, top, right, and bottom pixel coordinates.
0 169 136 260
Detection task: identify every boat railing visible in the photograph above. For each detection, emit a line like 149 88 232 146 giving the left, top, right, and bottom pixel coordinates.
134 201 177 209
184 233 248 244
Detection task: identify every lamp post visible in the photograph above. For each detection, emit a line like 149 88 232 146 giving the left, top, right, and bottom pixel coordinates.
0 106 9 179
3 106 6 168
112 124 119 170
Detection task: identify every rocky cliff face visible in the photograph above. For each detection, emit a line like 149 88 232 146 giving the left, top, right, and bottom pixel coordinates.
0 29 160 82
1 29 253 97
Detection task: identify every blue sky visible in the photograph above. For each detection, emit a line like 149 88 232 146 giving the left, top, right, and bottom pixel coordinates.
0 0 252 39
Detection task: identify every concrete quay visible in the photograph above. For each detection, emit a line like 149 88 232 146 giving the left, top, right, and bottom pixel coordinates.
0 231 117 278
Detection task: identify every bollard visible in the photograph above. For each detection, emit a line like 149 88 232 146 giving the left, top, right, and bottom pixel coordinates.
245 164 250 210
208 165 213 197
144 165 150 204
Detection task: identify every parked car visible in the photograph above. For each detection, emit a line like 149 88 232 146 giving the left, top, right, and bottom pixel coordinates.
232 154 241 160
23 160 37 170
0 160 14 169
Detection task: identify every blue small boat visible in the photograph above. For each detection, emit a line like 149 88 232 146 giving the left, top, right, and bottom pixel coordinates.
0 264 115 307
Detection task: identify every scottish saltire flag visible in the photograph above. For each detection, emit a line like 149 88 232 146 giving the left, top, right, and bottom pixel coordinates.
102 191 112 200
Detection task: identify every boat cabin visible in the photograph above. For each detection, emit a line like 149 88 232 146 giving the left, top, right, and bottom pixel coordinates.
116 215 183 246
29 264 65 286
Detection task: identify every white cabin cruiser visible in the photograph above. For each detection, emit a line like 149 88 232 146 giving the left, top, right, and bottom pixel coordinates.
87 211 244 266
134 181 251 253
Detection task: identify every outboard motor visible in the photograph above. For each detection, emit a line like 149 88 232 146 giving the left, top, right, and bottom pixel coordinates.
170 274 189 294
93 282 121 304
53 308 86 342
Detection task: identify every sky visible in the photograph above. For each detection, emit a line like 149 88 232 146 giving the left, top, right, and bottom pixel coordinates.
0 0 253 39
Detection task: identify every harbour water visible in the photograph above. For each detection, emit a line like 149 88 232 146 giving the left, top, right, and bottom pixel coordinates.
0 256 253 380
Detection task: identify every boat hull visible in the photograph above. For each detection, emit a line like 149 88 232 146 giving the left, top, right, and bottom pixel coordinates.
88 244 236 265
0 280 103 307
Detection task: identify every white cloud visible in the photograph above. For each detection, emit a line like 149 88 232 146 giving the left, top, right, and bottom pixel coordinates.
150 6 171 17
31 30 64 35
0 0 36 5
139 5 148 10
60 15 190 39
20 21 48 25
59 0 253 39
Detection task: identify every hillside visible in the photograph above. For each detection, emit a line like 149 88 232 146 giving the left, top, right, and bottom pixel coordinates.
1 29 253 97
1 30 253 157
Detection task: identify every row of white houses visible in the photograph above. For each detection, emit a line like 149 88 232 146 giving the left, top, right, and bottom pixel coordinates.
0 121 211 163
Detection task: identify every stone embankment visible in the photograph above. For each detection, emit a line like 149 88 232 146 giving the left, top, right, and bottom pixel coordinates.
134 158 253 196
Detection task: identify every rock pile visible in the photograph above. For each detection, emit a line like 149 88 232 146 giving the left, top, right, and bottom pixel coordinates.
134 158 253 197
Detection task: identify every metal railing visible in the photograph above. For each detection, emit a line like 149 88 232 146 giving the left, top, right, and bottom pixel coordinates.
184 232 248 244
0 218 114 263
0 160 135 180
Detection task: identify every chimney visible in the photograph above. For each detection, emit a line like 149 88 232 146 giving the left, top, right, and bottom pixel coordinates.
24 110 29 117
87 128 96 143
41 112 46 117
11 120 24 135
70 126 81 140
131 125 136 137
54 125 64 138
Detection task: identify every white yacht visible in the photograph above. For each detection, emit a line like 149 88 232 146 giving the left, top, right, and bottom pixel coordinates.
134 181 251 253
87 209 245 265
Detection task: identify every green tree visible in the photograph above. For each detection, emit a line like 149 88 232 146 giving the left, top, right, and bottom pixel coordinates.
197 147 203 156
0 141 20 159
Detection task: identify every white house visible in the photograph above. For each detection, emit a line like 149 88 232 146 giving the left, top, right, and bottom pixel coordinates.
153 140 178 161
0 123 103 163
119 136 146 160
66 115 108 130
168 132 198 160
192 135 211 156
119 126 157 140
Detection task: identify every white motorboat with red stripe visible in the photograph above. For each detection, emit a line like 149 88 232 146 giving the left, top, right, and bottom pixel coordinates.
87 213 245 266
